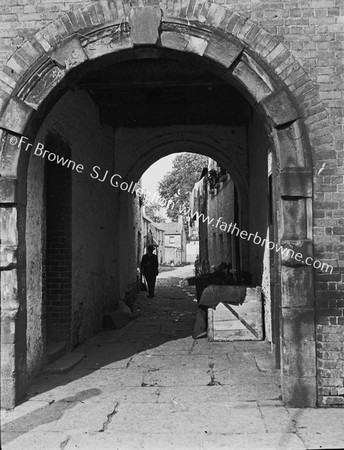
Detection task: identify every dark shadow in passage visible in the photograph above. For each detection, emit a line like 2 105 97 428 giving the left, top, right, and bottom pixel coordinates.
1 388 101 445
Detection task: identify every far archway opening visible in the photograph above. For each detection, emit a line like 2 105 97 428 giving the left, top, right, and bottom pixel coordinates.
139 147 276 350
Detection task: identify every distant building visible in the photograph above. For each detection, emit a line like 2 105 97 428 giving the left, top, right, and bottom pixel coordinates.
141 213 165 265
160 217 187 265
186 223 199 264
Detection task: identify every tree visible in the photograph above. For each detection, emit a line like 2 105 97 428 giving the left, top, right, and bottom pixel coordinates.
145 203 164 223
158 153 208 220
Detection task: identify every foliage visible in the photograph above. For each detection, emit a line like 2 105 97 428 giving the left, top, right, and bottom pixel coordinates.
158 153 208 220
145 203 164 223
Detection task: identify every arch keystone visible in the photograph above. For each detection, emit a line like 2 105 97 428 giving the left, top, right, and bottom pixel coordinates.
129 6 162 45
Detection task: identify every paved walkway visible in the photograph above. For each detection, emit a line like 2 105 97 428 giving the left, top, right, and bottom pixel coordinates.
2 270 344 449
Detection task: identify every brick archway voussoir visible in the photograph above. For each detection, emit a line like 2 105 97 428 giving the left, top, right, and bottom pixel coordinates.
260 90 300 127
0 0 331 144
203 30 245 68
162 2 325 138
0 1 126 105
0 0 320 178
0 98 35 135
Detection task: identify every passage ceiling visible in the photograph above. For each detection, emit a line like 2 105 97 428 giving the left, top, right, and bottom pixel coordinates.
76 52 252 127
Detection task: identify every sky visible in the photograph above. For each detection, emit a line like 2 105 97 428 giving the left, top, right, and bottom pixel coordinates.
141 153 182 194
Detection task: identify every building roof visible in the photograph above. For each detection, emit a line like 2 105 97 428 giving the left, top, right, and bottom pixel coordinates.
159 222 183 235
150 221 165 231
142 213 165 231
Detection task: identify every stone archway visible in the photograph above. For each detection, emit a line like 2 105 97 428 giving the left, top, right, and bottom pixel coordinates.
0 0 332 408
124 131 249 199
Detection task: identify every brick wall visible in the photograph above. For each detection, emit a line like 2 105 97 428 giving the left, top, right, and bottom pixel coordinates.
44 90 118 346
45 131 72 343
317 324 344 405
25 89 119 349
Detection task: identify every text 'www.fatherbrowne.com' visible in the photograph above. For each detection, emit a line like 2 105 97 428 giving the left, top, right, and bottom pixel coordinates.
178 202 334 274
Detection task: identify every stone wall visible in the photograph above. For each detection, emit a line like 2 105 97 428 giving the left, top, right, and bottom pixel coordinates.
247 111 272 342
247 112 270 285
186 241 198 264
26 131 45 379
27 89 118 356
207 175 235 270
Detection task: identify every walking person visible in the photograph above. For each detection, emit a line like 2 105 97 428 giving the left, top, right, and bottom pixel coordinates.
141 245 159 298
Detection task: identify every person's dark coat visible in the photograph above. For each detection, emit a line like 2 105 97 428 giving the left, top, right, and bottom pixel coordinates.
141 250 159 297
141 253 159 277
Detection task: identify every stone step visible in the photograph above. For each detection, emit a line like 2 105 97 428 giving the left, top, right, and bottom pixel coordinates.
46 351 85 374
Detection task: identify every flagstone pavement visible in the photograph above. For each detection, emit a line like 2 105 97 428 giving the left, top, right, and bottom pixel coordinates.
2 267 344 450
